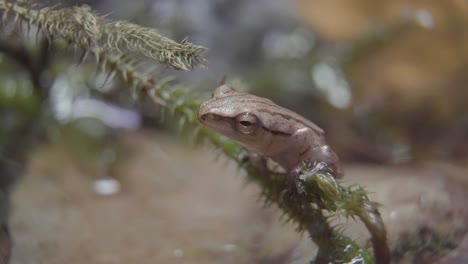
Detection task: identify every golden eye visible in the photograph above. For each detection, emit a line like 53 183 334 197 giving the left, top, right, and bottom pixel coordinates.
235 113 259 134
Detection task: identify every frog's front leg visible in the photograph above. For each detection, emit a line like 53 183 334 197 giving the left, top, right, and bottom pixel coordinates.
288 165 307 194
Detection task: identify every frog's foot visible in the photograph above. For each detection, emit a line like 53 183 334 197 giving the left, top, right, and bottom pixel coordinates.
308 161 329 175
288 166 307 194
294 180 306 194
298 160 337 184
278 179 304 204
277 168 306 204
286 161 331 196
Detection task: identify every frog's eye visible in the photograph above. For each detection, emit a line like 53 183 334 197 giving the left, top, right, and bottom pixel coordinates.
235 113 260 134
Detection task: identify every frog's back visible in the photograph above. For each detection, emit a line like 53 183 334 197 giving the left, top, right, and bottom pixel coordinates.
210 86 325 135
241 92 325 135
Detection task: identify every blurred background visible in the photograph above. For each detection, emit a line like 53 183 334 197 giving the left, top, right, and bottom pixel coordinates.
1 0 467 263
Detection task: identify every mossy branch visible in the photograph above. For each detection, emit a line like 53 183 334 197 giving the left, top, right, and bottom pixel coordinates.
0 1 206 70
0 1 390 263
143 79 391 263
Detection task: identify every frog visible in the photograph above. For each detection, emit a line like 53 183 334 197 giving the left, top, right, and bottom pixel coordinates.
197 82 343 190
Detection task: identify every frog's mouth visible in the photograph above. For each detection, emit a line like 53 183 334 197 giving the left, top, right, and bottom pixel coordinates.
198 113 234 134
198 113 221 122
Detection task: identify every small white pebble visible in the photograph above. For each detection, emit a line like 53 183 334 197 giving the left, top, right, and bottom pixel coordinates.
414 9 434 29
93 177 121 196
223 244 238 252
173 248 184 257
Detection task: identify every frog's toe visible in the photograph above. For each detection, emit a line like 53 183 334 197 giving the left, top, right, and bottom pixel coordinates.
310 161 328 174
294 180 306 194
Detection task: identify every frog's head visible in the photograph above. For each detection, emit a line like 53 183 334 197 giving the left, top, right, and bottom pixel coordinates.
198 84 267 152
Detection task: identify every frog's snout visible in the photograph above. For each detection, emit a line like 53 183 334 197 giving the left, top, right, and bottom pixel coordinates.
198 101 220 122
198 112 208 121
197 102 208 121
198 113 219 122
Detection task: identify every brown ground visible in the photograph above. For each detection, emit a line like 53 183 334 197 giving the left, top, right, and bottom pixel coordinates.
8 131 468 263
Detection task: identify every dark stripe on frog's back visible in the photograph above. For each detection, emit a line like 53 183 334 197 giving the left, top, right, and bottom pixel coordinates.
241 97 325 135
261 126 291 136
